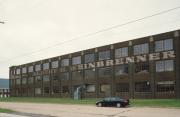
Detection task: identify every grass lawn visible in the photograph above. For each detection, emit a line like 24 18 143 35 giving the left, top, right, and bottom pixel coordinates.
0 108 14 113
1 97 180 108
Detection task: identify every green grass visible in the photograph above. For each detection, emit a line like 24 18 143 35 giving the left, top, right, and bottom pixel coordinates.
0 108 14 113
1 97 180 108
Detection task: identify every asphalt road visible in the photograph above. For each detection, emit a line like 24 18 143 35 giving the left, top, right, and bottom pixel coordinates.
0 102 180 117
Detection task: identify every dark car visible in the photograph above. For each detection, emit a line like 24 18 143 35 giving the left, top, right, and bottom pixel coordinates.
96 97 129 108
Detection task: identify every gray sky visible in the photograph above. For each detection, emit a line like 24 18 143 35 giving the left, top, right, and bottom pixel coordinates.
0 0 180 79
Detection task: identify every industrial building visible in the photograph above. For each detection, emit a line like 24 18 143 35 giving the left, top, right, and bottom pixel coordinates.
9 29 180 99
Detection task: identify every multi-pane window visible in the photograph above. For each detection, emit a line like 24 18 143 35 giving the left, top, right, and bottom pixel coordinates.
135 62 149 73
99 50 110 60
155 39 173 52
98 67 112 78
115 47 128 58
35 88 41 94
135 82 151 92
115 65 128 76
157 81 175 92
52 75 59 81
60 72 69 80
16 79 20 85
61 59 69 67
35 76 42 83
52 61 58 68
86 84 95 93
22 67 27 74
43 63 49 70
28 77 34 84
156 60 174 72
43 75 50 82
22 78 27 85
84 69 95 79
116 83 129 92
72 56 81 65
85 53 95 63
28 66 33 72
134 43 149 55
72 71 83 79
16 69 20 74
100 84 110 93
35 64 41 71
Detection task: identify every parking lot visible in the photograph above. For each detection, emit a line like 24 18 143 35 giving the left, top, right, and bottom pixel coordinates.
0 102 180 117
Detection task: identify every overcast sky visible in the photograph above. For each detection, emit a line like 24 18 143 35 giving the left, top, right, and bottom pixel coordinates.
0 0 180 79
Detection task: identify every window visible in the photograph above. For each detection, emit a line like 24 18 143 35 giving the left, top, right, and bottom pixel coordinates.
100 84 110 93
116 83 129 92
135 82 151 92
28 66 33 72
135 62 149 73
52 86 59 94
72 56 81 65
99 50 110 60
16 69 20 74
98 67 112 78
52 75 59 81
62 86 69 94
52 61 58 68
86 84 95 93
134 43 149 55
44 87 50 94
115 65 128 76
85 53 95 63
35 64 41 71
16 79 21 85
22 78 27 85
43 63 49 70
84 69 95 79
35 88 41 94
155 39 173 52
157 81 174 92
35 76 42 83
28 77 34 84
60 72 69 80
61 59 69 66
72 71 83 79
22 67 27 74
115 47 128 58
43 75 50 82
156 60 174 72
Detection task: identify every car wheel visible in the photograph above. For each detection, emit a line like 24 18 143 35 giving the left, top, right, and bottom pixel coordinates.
98 103 102 107
116 103 121 108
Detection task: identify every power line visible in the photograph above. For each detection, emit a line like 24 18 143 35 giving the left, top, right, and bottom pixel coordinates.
1 6 180 64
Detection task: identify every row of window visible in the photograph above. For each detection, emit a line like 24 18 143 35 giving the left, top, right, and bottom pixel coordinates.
14 81 175 95
14 39 173 74
13 60 174 82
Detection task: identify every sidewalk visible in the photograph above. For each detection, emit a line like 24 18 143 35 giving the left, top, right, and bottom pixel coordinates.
0 113 28 117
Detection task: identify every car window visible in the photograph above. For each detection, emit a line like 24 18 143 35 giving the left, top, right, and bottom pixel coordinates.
104 98 111 101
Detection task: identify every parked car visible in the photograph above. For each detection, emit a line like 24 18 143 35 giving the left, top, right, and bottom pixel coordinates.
96 97 129 108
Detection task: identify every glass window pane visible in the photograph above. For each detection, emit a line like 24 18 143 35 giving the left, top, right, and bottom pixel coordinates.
16 69 20 74
61 59 69 66
115 47 128 58
72 56 81 65
155 40 163 52
115 65 128 76
164 39 173 50
61 72 69 80
22 67 27 73
43 63 49 70
84 69 95 79
52 61 58 68
142 43 149 54
85 53 95 63
165 60 174 71
98 67 112 78
28 66 33 72
99 50 110 60
43 75 49 82
35 64 41 71
156 61 164 72
86 84 95 93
